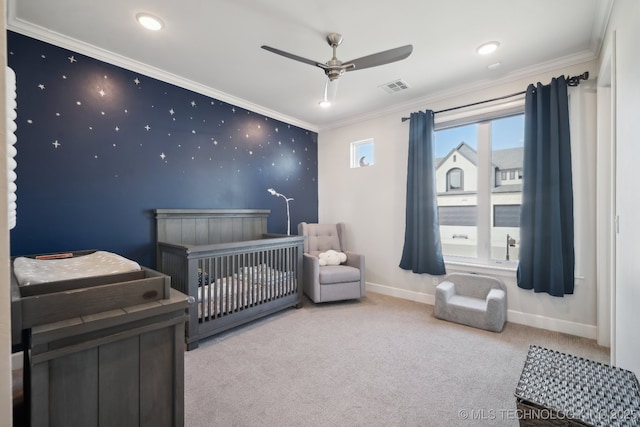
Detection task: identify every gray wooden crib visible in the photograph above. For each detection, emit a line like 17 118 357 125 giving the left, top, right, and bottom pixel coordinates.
155 209 304 350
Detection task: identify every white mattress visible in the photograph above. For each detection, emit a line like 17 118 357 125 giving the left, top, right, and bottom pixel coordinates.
197 264 294 317
13 250 142 286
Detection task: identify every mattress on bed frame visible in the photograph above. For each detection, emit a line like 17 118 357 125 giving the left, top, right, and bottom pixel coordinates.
196 264 296 317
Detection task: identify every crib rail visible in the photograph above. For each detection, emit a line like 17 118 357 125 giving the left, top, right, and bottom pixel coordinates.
157 235 304 348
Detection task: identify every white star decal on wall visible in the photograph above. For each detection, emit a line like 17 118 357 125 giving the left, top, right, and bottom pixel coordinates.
9 32 320 225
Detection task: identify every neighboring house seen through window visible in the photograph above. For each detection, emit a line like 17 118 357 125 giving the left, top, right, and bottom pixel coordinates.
435 113 524 264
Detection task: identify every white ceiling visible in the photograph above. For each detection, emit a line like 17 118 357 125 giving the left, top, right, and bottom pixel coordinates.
7 0 612 132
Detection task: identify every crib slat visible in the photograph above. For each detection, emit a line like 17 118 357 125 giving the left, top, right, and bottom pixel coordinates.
213 257 219 318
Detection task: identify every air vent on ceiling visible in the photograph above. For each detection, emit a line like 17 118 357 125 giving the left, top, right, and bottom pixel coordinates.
379 79 410 94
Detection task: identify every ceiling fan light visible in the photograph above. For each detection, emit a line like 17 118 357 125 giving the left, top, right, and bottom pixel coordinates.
476 41 500 55
136 13 164 31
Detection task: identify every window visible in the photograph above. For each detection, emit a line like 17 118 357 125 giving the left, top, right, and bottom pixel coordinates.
435 113 524 264
350 138 374 168
447 168 463 191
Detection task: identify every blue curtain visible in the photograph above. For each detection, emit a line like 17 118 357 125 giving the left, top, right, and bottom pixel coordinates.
517 76 575 296
399 110 446 275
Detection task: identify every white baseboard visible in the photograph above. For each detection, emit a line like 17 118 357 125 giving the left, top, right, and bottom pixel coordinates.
366 282 597 340
367 282 435 305
506 310 597 340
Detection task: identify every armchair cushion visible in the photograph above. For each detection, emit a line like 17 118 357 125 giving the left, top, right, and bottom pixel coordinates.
319 265 361 284
304 224 343 256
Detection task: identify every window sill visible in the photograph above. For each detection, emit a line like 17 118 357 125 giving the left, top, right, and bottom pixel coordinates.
444 257 517 278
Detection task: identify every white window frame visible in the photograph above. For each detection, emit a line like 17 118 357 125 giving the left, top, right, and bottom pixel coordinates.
350 138 374 168
447 167 463 191
434 98 525 270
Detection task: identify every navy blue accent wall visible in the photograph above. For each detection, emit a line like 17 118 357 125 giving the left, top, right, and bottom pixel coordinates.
7 31 318 267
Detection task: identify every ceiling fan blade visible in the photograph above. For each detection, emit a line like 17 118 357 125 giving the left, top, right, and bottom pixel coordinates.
345 45 413 72
261 45 327 69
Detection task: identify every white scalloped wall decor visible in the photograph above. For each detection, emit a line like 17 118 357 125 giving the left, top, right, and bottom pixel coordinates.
7 66 17 230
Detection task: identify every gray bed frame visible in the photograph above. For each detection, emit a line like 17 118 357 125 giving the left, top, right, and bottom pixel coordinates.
155 209 305 350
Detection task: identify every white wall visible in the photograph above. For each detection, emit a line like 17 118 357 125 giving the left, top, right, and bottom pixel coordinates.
318 60 600 339
601 0 640 376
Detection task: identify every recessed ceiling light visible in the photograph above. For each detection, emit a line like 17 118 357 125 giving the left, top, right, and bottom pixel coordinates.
318 100 331 108
487 62 502 70
136 13 164 31
476 41 500 55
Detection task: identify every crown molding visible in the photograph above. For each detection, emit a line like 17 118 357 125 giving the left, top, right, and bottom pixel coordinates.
6 16 319 133
8 0 607 136
590 0 615 58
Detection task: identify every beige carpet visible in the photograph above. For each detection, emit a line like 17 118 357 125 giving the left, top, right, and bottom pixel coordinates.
184 292 609 427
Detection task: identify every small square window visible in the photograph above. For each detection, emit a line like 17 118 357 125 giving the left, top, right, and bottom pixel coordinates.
351 138 374 168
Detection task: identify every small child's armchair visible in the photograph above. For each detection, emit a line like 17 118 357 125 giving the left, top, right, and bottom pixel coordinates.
297 222 366 303
435 273 507 332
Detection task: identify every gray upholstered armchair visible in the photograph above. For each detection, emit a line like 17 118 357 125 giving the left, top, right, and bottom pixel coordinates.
297 222 366 303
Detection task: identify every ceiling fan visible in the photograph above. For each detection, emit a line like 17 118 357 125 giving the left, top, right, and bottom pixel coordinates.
261 32 413 83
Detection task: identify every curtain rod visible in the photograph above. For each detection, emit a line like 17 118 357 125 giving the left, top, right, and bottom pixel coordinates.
400 71 589 122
